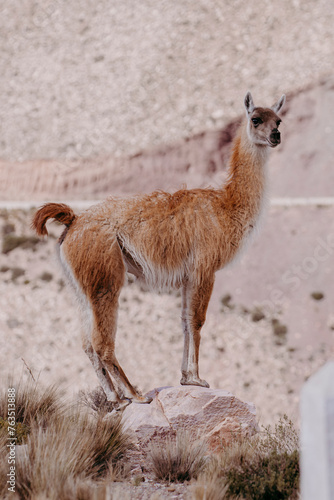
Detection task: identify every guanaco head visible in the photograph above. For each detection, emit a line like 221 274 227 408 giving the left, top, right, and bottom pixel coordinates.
244 92 286 148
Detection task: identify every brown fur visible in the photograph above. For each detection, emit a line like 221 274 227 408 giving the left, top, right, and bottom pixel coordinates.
32 92 285 406
32 203 76 236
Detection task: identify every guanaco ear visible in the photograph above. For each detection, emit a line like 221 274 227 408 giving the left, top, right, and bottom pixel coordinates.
244 91 255 116
271 94 286 114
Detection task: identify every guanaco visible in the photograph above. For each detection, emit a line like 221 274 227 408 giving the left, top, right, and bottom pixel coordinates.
32 92 285 407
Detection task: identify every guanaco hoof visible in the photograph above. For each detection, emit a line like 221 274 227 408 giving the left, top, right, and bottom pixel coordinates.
180 376 210 388
132 395 153 404
115 399 132 411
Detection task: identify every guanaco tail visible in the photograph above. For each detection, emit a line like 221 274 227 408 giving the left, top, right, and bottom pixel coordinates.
32 92 285 407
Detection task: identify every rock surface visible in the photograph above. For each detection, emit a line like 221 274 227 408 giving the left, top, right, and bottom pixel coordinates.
121 385 258 452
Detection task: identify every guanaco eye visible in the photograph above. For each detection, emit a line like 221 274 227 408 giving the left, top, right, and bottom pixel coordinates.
251 117 262 127
276 120 281 127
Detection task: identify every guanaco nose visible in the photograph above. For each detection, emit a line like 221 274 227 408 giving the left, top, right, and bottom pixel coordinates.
270 128 281 144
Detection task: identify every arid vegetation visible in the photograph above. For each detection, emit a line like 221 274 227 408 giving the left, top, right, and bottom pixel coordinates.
193 415 299 499
1 377 300 499
148 432 207 483
0 377 132 499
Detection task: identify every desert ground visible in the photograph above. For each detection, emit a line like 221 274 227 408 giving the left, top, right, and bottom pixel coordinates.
1 0 334 436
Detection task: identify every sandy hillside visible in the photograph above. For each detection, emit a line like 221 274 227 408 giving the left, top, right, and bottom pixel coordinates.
0 1 333 162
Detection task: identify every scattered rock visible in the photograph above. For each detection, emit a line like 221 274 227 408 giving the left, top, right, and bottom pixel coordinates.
121 386 258 454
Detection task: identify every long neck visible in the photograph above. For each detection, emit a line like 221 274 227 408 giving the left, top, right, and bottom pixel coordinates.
222 121 269 224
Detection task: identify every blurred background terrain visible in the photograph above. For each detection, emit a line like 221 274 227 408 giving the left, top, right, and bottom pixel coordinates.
0 0 333 426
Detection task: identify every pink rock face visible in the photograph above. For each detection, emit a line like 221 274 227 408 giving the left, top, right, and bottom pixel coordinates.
121 386 259 451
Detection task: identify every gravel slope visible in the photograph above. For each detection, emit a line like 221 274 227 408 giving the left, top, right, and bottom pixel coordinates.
0 0 333 161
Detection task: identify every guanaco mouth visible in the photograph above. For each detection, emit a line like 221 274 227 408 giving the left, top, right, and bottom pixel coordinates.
267 139 280 148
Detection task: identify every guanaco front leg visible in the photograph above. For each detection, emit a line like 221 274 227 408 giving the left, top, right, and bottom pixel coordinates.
180 275 214 388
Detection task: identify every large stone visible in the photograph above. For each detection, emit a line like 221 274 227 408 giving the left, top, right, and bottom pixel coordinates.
121 385 258 452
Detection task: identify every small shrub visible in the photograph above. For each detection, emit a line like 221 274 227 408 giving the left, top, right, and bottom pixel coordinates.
148 431 207 482
2 234 40 254
2 223 15 235
39 271 53 282
11 267 25 280
194 415 300 500
259 414 299 455
311 291 324 301
226 448 299 499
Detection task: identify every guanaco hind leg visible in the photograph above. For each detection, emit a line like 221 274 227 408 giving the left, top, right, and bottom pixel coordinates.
63 235 151 405
82 337 130 409
180 276 215 388
89 246 151 404
90 297 152 404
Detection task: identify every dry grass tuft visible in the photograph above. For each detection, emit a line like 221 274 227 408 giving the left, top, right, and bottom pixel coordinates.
14 411 130 498
79 386 119 416
0 377 132 499
0 376 64 443
193 415 300 500
192 476 230 500
148 431 207 483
